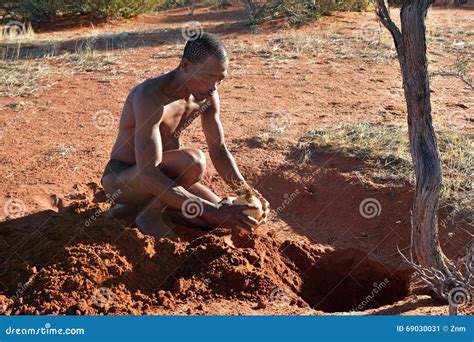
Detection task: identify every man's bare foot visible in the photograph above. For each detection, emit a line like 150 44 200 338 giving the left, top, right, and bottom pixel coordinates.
103 204 142 219
135 200 177 239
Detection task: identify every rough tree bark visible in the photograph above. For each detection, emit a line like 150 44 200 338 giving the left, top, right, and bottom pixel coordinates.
375 0 464 300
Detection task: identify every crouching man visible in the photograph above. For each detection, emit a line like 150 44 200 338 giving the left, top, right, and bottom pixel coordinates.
101 32 269 238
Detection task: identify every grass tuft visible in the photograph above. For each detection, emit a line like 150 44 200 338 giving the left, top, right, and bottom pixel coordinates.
292 123 473 216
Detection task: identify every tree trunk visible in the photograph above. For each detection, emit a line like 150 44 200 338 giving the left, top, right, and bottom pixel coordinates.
399 1 453 280
375 0 458 298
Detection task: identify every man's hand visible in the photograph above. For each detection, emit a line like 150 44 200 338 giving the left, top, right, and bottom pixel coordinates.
251 188 270 224
202 204 260 233
217 196 237 207
218 188 270 227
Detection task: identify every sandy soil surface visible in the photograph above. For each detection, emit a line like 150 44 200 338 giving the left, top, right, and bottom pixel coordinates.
0 4 472 315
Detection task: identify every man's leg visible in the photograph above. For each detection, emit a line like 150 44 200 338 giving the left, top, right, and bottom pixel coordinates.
101 148 220 237
137 182 220 237
188 183 221 203
160 182 222 231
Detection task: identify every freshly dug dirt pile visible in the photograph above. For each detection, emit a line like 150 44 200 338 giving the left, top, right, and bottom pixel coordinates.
0 192 412 315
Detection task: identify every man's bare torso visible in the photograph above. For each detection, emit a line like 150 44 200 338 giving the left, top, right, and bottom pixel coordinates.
110 76 208 164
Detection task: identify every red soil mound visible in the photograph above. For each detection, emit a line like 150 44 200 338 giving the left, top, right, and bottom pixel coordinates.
0 189 412 315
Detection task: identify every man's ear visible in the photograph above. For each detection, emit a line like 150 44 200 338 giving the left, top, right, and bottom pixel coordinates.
180 58 190 73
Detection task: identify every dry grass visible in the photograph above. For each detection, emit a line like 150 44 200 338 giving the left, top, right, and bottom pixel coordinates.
0 22 35 44
57 50 118 73
0 53 118 97
235 126 286 148
151 42 182 59
293 123 473 216
0 60 57 96
46 144 77 160
227 14 471 64
0 28 146 97
229 35 324 58
427 24 474 57
227 32 397 63
0 36 119 96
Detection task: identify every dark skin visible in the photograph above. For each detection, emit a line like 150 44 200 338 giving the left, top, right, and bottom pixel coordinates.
102 53 270 237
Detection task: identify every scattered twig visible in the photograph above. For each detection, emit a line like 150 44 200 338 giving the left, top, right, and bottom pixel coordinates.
431 70 473 90
355 233 382 239
388 245 410 257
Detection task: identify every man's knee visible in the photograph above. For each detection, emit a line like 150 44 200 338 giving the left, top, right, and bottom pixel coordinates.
181 148 206 183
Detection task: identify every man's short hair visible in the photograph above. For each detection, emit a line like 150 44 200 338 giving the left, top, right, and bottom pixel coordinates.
182 32 227 64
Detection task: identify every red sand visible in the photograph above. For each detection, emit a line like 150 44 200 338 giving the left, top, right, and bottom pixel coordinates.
0 5 472 315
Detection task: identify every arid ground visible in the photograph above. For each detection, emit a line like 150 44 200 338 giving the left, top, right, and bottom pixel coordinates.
0 4 472 315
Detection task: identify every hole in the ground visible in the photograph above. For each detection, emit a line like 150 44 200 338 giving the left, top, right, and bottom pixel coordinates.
300 248 411 312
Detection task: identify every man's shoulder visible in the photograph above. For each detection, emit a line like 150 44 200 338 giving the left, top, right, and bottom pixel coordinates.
130 78 166 105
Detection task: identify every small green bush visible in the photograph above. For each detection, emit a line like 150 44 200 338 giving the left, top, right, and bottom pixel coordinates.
245 0 371 27
0 0 163 23
335 0 372 11
1 0 60 22
96 0 159 18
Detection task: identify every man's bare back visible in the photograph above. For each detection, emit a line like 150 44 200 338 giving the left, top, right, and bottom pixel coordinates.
101 33 269 239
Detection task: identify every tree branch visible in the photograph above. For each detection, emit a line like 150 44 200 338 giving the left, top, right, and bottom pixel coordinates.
374 0 403 55
430 70 474 90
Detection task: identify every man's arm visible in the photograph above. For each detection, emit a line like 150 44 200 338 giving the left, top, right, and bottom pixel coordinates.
201 92 248 193
201 91 271 222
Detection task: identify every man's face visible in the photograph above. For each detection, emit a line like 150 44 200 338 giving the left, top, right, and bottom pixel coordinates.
181 56 228 101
